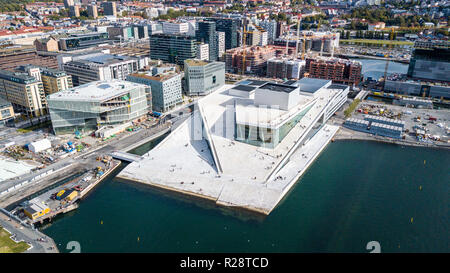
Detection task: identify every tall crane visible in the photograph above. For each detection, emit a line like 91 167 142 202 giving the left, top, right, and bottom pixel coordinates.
382 28 395 90
241 10 249 75
295 14 302 59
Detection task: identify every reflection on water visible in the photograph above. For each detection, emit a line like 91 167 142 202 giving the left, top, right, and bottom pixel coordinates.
352 58 409 80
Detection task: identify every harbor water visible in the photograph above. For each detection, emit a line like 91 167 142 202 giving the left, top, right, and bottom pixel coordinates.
352 58 409 80
40 137 449 253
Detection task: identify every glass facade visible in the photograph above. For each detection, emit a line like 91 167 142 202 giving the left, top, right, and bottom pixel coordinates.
235 104 313 149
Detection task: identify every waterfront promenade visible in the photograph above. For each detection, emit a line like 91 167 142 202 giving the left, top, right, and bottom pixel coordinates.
0 209 58 253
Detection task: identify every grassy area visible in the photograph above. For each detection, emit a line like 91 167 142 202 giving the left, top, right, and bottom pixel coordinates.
0 226 30 253
344 99 361 118
341 39 414 46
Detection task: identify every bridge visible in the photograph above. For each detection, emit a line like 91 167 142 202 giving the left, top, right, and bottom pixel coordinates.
109 151 144 162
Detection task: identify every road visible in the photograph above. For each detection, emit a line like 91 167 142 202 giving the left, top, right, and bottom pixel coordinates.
0 210 58 253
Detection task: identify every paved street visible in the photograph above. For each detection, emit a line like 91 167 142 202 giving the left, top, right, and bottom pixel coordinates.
0 210 58 253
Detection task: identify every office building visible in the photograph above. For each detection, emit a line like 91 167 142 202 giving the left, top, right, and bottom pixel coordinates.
0 70 46 117
102 1 117 16
61 53 140 86
148 23 163 35
127 71 182 112
87 5 98 19
16 65 73 95
47 80 150 135
107 25 138 41
69 5 80 17
217 31 225 59
196 21 218 61
0 97 14 124
58 32 109 51
162 21 190 35
207 18 239 50
259 20 277 44
149 34 197 66
184 59 225 96
407 40 450 83
63 0 74 9
196 43 209 61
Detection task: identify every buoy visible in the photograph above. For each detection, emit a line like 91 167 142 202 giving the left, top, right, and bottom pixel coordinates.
100 220 103 225
424 160 426 165
419 185 422 190
410 217 414 223
137 237 140 242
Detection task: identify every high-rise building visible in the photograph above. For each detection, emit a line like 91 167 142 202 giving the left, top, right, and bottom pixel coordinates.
196 21 218 61
102 1 117 16
0 70 46 117
69 5 80 17
407 40 450 83
149 34 198 66
196 43 209 61
259 20 277 44
47 80 150 135
87 5 98 19
207 18 239 50
217 31 225 59
63 0 74 9
184 59 225 96
127 71 182 112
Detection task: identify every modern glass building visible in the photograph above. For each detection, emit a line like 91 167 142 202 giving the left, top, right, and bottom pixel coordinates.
235 104 314 149
206 18 239 50
47 80 150 135
149 34 198 66
407 40 450 83
196 21 218 61
58 32 109 51
184 59 225 96
127 71 182 112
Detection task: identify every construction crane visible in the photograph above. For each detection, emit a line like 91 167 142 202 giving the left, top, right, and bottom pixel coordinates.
302 33 306 60
241 10 249 75
382 28 395 90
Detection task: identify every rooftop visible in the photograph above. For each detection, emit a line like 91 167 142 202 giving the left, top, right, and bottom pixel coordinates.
72 53 136 66
288 78 332 93
258 82 298 93
184 59 209 66
128 71 180 82
47 80 145 102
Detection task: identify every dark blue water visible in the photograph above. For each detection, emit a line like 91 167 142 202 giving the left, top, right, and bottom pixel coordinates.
41 140 449 253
